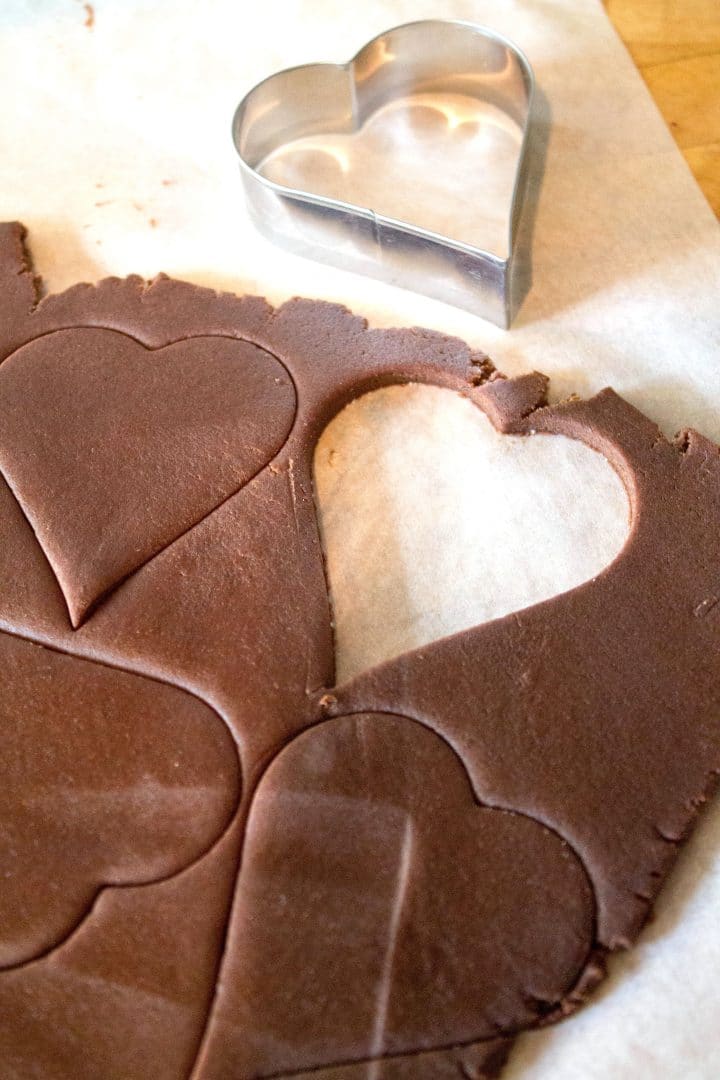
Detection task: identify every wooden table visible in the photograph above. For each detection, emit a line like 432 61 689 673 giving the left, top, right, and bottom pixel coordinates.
606 0 720 217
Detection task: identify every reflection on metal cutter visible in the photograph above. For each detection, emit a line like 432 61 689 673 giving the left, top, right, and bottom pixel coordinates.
232 20 535 328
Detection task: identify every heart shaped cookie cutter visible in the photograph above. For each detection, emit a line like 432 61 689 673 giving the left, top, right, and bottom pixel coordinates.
232 20 535 328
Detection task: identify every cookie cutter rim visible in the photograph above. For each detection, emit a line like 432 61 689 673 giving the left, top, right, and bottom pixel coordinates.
232 19 535 329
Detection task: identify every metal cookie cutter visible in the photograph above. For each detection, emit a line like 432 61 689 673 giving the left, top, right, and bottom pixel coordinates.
232 20 535 328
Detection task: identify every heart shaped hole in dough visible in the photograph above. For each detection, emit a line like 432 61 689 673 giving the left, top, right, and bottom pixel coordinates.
314 384 630 685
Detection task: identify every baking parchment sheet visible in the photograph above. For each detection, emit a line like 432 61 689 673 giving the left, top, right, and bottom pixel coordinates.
1 1 719 1077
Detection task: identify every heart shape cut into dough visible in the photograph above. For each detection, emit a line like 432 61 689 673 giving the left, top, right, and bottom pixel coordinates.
315 384 630 683
206 714 594 1078
0 629 239 968
0 328 296 627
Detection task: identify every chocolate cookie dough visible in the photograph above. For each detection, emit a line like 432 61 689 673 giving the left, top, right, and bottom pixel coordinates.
0 222 718 1080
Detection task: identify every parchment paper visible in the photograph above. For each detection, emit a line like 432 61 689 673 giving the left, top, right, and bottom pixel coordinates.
1 1 719 1077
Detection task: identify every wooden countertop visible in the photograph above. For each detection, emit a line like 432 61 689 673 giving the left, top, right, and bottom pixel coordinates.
606 0 720 217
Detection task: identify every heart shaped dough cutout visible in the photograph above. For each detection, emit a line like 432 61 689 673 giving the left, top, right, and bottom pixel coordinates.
205 713 593 1077
0 328 296 627
0 629 239 968
314 384 630 684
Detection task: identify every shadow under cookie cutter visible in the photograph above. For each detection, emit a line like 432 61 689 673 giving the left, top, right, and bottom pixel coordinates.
232 19 535 329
